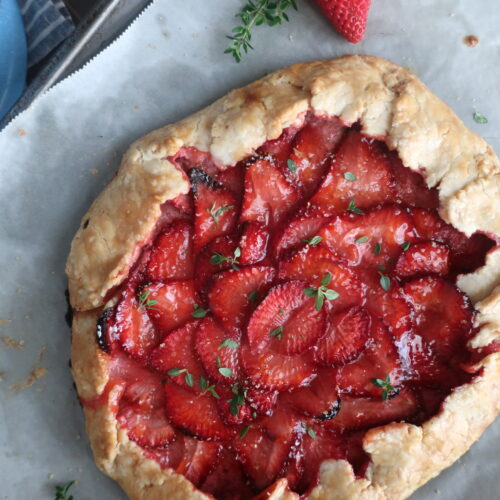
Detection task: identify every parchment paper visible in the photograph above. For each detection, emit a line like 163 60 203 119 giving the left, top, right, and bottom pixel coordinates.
0 1 498 499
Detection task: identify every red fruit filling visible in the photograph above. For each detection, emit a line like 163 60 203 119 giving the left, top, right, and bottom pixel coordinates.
88 114 497 499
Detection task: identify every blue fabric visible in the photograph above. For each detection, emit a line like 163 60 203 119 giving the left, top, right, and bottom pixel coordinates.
17 0 74 67
0 0 27 119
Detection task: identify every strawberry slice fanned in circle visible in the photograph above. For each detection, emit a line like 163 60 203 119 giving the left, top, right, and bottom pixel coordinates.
241 341 316 391
209 265 276 332
146 221 194 281
142 280 200 334
247 281 326 355
241 157 299 228
195 316 241 384
314 306 371 366
319 205 418 268
164 381 237 441
278 245 366 312
150 320 205 391
308 129 394 215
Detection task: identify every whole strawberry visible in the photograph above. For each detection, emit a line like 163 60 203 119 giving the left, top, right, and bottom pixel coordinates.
313 0 372 43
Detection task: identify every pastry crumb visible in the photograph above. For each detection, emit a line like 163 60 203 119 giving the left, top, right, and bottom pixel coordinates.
434 489 441 494
18 128 26 136
39 345 46 361
133 105 140 110
162 31 169 39
91 168 99 175
1 337 25 349
8 367 47 391
463 35 479 47
48 473 55 479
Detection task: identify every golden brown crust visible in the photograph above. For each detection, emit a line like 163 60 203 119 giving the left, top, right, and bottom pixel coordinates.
67 55 500 500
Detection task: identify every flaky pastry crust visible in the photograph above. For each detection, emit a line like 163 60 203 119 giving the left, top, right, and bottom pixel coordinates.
67 55 500 500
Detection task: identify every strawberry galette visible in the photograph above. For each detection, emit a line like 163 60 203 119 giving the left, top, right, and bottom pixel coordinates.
66 56 500 500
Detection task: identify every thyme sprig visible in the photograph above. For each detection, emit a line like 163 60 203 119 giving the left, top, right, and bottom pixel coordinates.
55 481 75 500
225 0 298 62
303 272 340 311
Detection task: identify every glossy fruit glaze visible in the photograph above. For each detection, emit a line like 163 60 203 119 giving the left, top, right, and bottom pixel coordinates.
89 113 497 499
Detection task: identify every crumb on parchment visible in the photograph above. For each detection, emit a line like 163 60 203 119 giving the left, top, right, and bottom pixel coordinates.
463 35 479 47
1 337 24 349
18 128 26 136
8 367 47 391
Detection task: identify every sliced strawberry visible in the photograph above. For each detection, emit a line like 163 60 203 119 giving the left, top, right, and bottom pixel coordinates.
319 205 417 267
157 198 190 226
164 381 236 441
239 221 270 265
390 156 439 209
112 357 175 448
144 431 185 469
217 162 245 200
325 388 419 432
294 425 345 495
215 384 253 426
120 376 164 411
241 157 299 228
117 406 175 448
314 306 370 366
273 210 330 259
412 208 494 273
194 235 239 291
247 281 326 355
150 321 205 391
176 437 221 486
246 387 278 416
281 367 339 419
308 130 394 215
145 221 194 281
143 281 199 334
170 193 193 217
234 408 298 490
278 245 366 312
200 448 254 500
395 241 451 278
396 330 469 388
313 0 371 44
362 271 413 339
112 287 160 359
195 316 240 384
402 276 473 359
209 266 276 332
336 318 402 397
241 342 316 391
192 174 238 250
287 117 345 196
257 125 298 167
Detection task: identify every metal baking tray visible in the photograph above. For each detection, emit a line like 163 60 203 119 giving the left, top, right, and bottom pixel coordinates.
0 0 151 130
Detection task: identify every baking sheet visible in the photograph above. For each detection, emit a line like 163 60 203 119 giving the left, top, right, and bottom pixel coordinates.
0 0 498 498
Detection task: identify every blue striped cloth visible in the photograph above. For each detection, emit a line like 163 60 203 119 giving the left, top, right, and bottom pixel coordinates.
17 0 74 67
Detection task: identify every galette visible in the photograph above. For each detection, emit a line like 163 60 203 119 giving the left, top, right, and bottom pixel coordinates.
66 55 500 500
